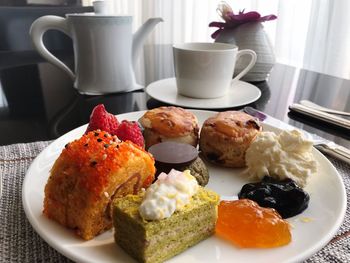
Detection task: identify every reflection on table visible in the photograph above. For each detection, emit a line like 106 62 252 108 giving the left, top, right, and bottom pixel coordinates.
0 63 349 148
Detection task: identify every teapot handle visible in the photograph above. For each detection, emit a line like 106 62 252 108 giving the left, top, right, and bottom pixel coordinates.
30 15 75 80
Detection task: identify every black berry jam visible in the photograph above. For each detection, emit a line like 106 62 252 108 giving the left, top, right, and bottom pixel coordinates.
238 176 310 218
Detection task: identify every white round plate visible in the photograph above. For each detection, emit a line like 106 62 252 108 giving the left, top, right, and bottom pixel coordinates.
146 78 261 109
23 110 346 263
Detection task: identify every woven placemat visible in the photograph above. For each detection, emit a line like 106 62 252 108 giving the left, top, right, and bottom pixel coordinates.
0 141 349 262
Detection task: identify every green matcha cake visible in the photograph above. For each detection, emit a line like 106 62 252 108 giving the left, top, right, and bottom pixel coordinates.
113 187 219 263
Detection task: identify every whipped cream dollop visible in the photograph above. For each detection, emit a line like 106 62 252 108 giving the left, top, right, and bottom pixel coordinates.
139 169 199 220
245 130 318 187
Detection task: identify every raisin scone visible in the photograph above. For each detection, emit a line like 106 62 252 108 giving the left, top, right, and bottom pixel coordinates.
199 111 262 168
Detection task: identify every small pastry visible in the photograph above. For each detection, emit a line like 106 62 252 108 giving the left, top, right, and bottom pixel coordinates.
148 141 209 186
43 130 155 240
199 111 262 168
139 106 199 149
113 169 219 263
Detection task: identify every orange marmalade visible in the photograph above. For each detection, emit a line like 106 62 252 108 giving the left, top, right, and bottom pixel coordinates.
216 199 291 248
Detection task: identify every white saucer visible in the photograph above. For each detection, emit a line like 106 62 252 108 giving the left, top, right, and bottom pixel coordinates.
146 78 261 109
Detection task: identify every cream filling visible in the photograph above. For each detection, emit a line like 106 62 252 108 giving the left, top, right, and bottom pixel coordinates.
139 170 198 220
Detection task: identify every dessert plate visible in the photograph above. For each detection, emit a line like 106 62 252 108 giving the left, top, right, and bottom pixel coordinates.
22 110 346 263
146 78 261 109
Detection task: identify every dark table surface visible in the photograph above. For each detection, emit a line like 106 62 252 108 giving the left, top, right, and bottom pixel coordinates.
0 62 349 147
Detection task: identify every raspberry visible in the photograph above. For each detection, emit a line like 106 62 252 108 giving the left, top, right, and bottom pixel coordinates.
116 120 145 148
85 104 119 135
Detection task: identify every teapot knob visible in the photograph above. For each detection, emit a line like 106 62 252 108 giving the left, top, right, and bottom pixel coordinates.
93 0 108 15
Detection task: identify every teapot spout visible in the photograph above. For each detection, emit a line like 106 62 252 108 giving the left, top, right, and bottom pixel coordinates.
132 17 163 68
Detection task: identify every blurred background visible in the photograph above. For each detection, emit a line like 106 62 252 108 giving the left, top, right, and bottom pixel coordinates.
0 0 349 145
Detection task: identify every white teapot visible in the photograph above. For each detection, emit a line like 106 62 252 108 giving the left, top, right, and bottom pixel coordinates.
30 3 163 95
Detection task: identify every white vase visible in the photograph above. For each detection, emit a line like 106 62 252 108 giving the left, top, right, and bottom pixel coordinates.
215 22 275 82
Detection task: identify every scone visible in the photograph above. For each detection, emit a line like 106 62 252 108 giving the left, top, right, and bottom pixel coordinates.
139 106 199 149
199 111 262 167
43 130 155 240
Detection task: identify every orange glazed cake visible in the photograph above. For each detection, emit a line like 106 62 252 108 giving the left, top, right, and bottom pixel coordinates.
43 130 156 240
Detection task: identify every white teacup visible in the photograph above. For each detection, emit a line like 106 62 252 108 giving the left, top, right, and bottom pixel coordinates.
173 42 257 99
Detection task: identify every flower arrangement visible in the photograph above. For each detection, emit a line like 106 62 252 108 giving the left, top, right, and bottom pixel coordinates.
209 2 277 39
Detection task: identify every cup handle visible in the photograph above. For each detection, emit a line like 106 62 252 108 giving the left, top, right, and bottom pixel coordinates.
232 49 257 82
30 15 75 80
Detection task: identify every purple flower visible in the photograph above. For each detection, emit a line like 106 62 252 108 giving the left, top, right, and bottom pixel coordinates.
209 2 277 39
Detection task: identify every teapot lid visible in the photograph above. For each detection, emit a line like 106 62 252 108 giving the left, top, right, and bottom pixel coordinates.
67 0 129 18
92 0 109 15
